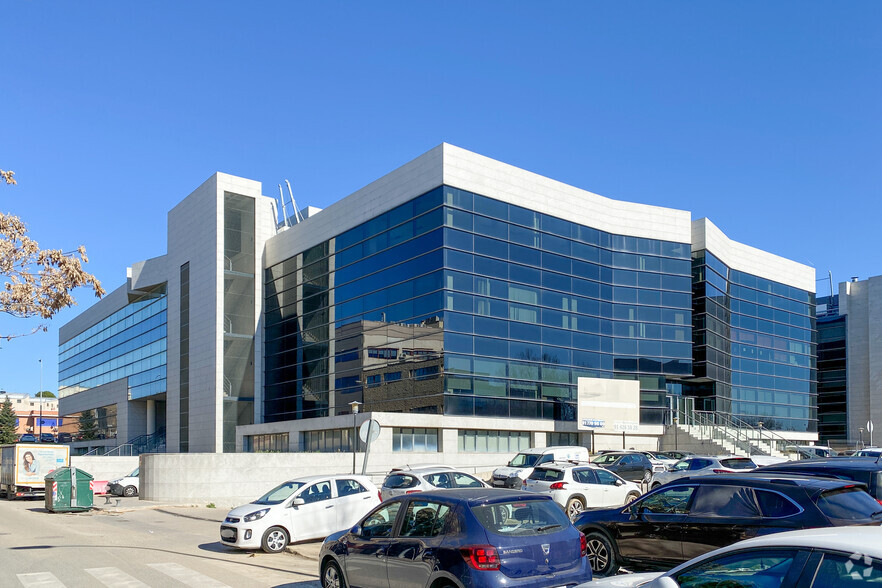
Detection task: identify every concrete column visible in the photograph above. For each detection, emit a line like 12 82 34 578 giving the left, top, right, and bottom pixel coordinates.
147 399 156 435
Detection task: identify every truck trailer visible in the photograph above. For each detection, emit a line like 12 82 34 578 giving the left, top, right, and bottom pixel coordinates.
0 443 70 499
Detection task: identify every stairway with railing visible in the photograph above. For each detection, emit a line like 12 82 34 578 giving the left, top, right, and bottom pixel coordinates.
667 407 794 458
102 427 167 457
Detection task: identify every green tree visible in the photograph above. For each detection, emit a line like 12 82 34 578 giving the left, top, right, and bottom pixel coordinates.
78 409 98 441
35 391 55 398
0 397 18 444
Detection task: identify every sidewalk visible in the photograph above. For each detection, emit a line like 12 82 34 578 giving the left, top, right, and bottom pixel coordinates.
92 496 226 521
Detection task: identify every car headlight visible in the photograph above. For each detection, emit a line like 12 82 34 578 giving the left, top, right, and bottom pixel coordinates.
243 508 270 522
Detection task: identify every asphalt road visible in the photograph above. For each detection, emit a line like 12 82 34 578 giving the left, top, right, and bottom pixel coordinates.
0 496 322 587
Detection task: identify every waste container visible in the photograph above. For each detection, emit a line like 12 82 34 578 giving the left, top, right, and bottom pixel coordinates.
45 467 93 512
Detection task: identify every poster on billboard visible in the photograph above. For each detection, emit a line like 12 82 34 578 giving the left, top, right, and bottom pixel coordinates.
15 444 69 486
577 377 640 433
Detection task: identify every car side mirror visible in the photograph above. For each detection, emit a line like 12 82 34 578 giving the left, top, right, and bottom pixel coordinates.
615 479 623 486
628 503 642 520
656 577 679 588
291 498 305 507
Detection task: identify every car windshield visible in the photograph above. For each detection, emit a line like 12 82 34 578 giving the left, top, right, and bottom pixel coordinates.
253 481 306 505
528 468 564 482
719 458 756 470
128 468 139 477
472 499 570 536
816 487 882 522
509 453 540 468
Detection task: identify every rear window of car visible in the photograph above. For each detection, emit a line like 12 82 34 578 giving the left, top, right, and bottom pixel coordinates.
720 458 756 470
471 499 571 536
816 487 882 522
528 468 564 482
383 474 418 489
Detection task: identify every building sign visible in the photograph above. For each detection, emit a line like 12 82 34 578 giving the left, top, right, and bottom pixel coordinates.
577 377 640 433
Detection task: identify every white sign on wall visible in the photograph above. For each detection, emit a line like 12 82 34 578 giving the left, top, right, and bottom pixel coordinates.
577 377 640 433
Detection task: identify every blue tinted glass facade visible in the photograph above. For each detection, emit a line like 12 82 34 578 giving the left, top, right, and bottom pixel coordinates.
815 295 846 442
58 286 167 400
689 251 817 432
264 186 694 424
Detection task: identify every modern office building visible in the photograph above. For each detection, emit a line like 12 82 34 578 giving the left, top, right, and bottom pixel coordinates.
58 144 818 455
815 293 847 444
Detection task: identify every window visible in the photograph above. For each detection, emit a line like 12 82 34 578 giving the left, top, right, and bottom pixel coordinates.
548 432 578 447
452 473 484 488
816 487 882 522
366 374 381 387
811 551 882 586
458 430 530 453
675 549 799 587
528 468 564 482
303 429 364 452
368 348 398 359
688 485 761 518
400 500 451 537
413 366 439 380
640 486 695 514
384 371 402 382
336 479 368 497
594 469 619 486
392 428 439 452
573 469 598 485
471 499 570 535
300 481 332 504
755 490 801 518
244 433 289 453
361 502 402 539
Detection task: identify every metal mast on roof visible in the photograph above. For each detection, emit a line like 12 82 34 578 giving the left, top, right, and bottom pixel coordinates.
285 180 304 224
277 184 289 227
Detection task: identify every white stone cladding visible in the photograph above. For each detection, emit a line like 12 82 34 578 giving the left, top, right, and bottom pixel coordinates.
840 276 882 445
266 143 694 268
692 218 816 293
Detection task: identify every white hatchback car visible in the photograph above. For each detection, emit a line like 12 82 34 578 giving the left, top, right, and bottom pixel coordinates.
108 467 140 497
523 461 642 520
220 474 380 553
578 526 882 587
380 465 488 500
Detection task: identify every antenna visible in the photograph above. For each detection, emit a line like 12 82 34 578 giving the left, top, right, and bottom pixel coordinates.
828 271 833 300
285 180 304 224
277 184 289 227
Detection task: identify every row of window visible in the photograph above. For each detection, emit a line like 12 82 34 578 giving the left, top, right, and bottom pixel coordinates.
59 346 167 399
59 290 167 356
60 321 167 385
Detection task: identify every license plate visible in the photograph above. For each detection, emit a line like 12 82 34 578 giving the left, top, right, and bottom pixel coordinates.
220 526 237 542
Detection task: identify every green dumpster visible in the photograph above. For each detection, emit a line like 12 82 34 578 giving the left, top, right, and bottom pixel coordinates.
45 467 93 512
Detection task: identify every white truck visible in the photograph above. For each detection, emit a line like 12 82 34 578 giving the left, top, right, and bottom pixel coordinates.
0 443 71 499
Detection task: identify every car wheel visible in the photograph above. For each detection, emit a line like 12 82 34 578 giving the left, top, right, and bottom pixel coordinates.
565 496 586 521
321 560 346 588
642 470 652 484
651 482 661 490
123 486 138 497
585 532 619 577
625 492 640 504
261 526 290 554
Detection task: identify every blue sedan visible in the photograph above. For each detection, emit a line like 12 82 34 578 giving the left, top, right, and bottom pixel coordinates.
319 488 591 588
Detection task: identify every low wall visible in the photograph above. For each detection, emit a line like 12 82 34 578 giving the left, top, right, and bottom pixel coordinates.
70 456 139 485
140 451 507 508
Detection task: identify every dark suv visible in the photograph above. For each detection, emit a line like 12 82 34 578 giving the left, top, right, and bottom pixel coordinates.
574 472 882 576
759 457 882 501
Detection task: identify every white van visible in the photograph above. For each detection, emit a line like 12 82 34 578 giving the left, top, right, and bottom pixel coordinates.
491 446 590 488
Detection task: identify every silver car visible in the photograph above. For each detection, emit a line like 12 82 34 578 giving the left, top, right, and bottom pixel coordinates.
649 455 756 489
380 466 489 500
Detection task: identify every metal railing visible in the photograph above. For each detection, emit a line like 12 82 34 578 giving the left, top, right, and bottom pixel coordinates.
673 407 798 457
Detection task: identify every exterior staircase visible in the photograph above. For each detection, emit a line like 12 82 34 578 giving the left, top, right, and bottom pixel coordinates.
102 427 166 456
660 409 791 459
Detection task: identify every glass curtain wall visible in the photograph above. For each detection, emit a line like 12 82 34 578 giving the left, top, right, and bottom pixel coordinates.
58 286 167 399
816 295 846 443
223 193 255 452
689 250 817 432
265 185 694 424
179 262 190 452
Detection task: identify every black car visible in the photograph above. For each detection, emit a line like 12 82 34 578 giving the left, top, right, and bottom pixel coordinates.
573 472 882 576
57 432 72 443
318 489 591 588
590 452 654 484
759 457 882 501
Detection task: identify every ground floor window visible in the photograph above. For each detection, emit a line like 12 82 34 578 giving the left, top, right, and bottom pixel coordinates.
458 429 530 453
547 432 579 447
302 428 365 452
244 433 289 453
392 428 439 452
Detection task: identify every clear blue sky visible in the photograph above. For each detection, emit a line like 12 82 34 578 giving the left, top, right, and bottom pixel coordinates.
1 2 880 396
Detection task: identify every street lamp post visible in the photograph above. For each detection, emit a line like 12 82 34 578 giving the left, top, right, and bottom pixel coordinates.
349 401 362 474
859 427 865 450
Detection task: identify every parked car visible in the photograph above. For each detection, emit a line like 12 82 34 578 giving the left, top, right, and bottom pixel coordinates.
784 444 839 458
39 433 55 443
590 452 654 484
56 432 72 443
18 433 36 443
649 455 756 489
523 461 642 520
657 450 693 461
318 488 591 588
108 467 140 497
759 457 882 501
636 451 676 472
577 526 882 587
574 472 882 576
855 447 882 458
381 465 488 500
492 446 590 488
221 474 381 553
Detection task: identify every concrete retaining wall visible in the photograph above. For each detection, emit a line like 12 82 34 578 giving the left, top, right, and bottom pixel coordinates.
70 456 139 486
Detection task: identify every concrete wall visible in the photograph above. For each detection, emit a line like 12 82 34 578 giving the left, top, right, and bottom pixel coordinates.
70 456 139 485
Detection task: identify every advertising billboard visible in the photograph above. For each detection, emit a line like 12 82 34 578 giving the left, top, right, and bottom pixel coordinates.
14 444 69 486
576 377 640 433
